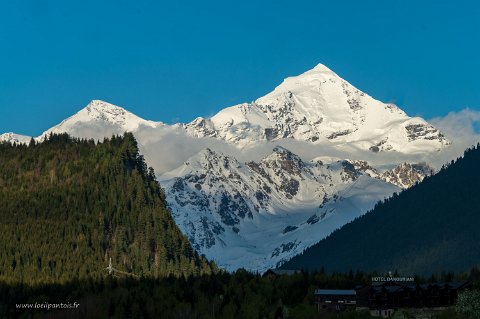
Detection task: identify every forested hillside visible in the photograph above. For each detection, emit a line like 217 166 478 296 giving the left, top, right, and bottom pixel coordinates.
282 144 480 275
0 133 213 284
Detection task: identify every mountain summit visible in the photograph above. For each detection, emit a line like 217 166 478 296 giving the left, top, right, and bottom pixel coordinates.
256 63 341 101
39 100 161 140
0 132 31 144
184 64 449 152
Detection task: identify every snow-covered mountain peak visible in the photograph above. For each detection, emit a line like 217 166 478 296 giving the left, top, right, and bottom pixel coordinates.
194 147 232 162
163 147 243 180
79 99 158 130
0 132 31 144
275 63 337 86
285 62 338 82
309 63 336 73
182 64 449 153
266 146 304 166
85 99 125 113
39 100 160 140
255 63 342 105
380 162 434 189
192 148 238 168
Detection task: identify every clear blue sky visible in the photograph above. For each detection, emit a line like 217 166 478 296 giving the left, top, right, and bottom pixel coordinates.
1 0 479 136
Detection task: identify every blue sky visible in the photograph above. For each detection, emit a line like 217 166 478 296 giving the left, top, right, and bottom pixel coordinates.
1 0 479 136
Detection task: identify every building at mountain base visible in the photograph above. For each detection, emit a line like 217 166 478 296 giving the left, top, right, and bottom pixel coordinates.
314 289 356 311
314 281 470 318
262 269 300 279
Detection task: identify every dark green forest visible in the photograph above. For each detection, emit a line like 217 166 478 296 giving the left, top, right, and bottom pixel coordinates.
282 144 480 275
0 133 213 285
3 269 477 319
0 270 356 319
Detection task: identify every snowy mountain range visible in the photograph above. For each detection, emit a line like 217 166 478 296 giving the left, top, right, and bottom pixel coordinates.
159 146 434 270
1 64 451 271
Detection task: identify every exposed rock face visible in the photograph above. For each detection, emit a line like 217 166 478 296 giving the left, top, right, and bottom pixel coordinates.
380 163 435 189
160 146 403 271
